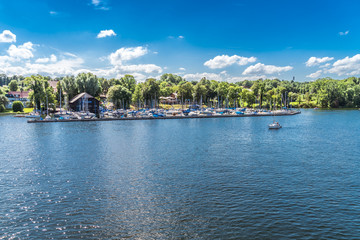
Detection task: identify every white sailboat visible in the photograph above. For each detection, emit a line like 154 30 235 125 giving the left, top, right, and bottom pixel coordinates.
269 99 282 129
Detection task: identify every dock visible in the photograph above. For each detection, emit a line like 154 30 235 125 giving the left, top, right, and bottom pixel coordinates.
27 110 301 123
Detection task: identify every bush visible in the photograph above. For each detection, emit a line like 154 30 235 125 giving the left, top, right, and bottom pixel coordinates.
25 101 33 108
0 104 5 112
12 101 24 112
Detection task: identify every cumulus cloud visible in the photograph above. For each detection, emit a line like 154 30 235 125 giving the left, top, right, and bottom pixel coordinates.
25 57 84 76
0 55 84 77
230 75 268 82
204 55 256 69
7 42 34 60
35 54 57 63
327 54 360 76
97 29 116 38
306 56 334 67
0 41 163 80
178 36 184 39
319 63 331 68
179 67 186 71
306 70 322 78
183 72 227 81
118 64 162 74
109 46 148 65
242 63 292 75
49 11 58 15
101 46 163 76
339 30 349 36
0 30 16 43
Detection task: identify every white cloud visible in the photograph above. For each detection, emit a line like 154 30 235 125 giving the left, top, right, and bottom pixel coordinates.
7 42 34 60
0 41 162 81
0 30 16 43
179 67 186 71
0 56 84 77
183 72 227 81
230 75 267 82
25 57 84 76
49 11 57 15
204 55 256 69
306 56 334 67
50 54 57 62
319 63 331 68
306 70 322 78
242 63 292 75
328 54 360 76
97 29 116 38
178 36 184 39
182 71 268 83
91 0 109 10
64 52 77 58
109 46 148 65
35 57 49 63
94 46 163 78
35 54 57 63
339 30 349 36
92 0 100 6
118 64 162 74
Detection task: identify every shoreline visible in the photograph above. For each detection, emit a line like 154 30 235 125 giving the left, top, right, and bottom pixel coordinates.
27 110 301 123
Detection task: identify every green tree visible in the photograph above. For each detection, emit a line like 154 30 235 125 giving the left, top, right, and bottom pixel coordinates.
107 85 132 109
99 78 110 94
26 75 56 111
132 83 144 109
177 82 194 101
161 73 183 85
61 75 78 101
194 82 208 103
0 95 9 112
142 78 160 106
75 72 102 97
159 81 174 97
228 85 241 107
9 80 18 91
120 75 136 93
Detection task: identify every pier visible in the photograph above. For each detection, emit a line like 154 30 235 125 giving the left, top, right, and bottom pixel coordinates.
27 110 301 123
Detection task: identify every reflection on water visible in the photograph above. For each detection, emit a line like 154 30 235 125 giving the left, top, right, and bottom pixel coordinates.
1 110 360 239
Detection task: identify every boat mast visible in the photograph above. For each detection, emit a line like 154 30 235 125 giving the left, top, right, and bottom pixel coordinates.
60 84 62 114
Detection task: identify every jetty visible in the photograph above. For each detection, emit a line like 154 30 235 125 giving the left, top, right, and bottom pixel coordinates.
27 110 301 123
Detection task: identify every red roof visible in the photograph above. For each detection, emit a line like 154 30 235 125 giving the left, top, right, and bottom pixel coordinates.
49 81 58 92
7 91 30 98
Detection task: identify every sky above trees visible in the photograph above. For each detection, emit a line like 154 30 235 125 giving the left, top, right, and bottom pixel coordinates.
0 0 359 82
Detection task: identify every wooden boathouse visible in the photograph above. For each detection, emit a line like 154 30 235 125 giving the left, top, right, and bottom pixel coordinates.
69 92 100 115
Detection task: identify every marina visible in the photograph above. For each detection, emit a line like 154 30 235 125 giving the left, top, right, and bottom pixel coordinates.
27 109 301 123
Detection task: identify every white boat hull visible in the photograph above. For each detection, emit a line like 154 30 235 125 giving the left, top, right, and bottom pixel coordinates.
268 123 282 129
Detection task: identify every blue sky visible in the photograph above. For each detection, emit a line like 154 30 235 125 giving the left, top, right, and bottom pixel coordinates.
0 0 359 82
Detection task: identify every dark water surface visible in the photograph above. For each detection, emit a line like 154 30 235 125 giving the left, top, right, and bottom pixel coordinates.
1 109 360 239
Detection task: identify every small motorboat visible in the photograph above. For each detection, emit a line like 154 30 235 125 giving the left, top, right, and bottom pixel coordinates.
269 121 282 129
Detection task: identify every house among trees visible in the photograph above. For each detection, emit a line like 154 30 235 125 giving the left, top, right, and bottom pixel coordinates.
160 92 180 104
5 90 30 108
69 92 99 115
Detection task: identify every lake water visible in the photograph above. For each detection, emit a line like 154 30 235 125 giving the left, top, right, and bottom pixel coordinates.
1 109 360 239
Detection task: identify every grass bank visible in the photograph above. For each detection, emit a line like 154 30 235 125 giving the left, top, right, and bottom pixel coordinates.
0 108 33 116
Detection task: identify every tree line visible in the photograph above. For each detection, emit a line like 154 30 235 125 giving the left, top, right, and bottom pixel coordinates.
1 72 360 112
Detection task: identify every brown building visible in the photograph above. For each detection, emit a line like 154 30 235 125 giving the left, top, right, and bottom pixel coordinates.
69 92 99 114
